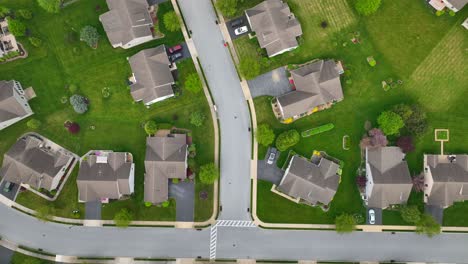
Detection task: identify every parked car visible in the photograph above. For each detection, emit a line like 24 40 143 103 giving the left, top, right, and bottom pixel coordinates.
234 26 248 36
369 209 375 225
3 181 14 193
168 44 183 54
267 152 276 165
231 18 244 28
170 52 183 63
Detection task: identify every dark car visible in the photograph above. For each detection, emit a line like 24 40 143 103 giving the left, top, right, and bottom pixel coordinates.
170 52 183 62
231 18 244 28
3 181 14 193
168 44 183 54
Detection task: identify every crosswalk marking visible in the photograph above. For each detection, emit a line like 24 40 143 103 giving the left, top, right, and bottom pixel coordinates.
209 220 256 260
209 226 217 260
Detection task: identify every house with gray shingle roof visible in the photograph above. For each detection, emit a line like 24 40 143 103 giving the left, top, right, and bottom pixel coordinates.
274 60 343 121
99 0 155 49
365 147 412 209
0 80 34 130
245 0 303 57
77 151 135 203
128 45 175 106
277 154 341 207
423 154 468 208
443 0 468 12
144 133 188 204
0 134 75 192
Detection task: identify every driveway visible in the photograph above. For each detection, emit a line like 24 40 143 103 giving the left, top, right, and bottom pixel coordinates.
257 148 284 185
169 181 195 222
0 179 20 201
425 205 444 224
226 14 251 40
0 246 13 264
85 200 101 220
367 207 382 225
247 67 292 98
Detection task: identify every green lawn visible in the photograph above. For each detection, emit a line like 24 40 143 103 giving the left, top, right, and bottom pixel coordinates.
11 252 53 264
247 1 468 224
1 0 215 222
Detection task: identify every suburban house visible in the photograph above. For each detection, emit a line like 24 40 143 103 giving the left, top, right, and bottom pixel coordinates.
128 45 175 106
245 0 303 57
272 60 344 122
423 154 468 208
144 133 188 204
0 134 75 192
364 147 412 209
462 18 468 29
277 154 341 208
77 151 135 203
429 0 467 12
0 18 20 58
0 80 35 130
99 0 155 49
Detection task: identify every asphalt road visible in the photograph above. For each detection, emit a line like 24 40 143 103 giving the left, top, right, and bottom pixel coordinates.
177 0 252 220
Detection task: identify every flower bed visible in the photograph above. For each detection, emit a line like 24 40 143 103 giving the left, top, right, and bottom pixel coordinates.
301 123 335 137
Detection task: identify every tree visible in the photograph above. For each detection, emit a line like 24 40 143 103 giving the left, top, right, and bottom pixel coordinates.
185 73 202 93
27 119 41 129
29 37 42 47
16 9 33 20
377 111 404 136
67 122 80 134
216 0 237 18
275 130 300 151
7 19 27 37
80 26 99 48
256 124 275 147
401 205 421 224
368 128 388 147
144 120 157 136
0 6 11 17
199 163 219 184
356 175 367 188
393 104 428 136
239 56 261 80
392 104 413 121
397 136 414 153
163 11 180 32
37 0 61 13
412 173 425 192
190 111 206 127
335 213 356 234
416 214 441 237
69 94 88 114
355 0 382 16
114 209 133 228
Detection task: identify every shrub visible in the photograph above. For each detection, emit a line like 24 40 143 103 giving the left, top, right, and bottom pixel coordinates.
401 205 421 224
301 123 334 137
69 94 88 114
114 209 133 228
68 84 78 93
190 111 206 127
172 178 179 184
199 163 219 184
185 73 202 93
449 10 456 16
144 201 152 207
416 214 441 237
356 175 367 188
392 104 427 136
377 111 404 136
353 213 365 224
67 122 80 134
216 0 238 18
239 56 261 80
8 19 27 37
256 124 275 147
368 128 388 147
355 0 382 16
335 213 356 234
163 11 181 32
367 56 377 67
27 119 41 129
29 37 42 47
80 26 99 48
162 200 170 207
0 6 11 17
16 9 33 20
37 0 61 13
144 121 158 136
435 10 445 16
396 136 414 153
276 130 300 151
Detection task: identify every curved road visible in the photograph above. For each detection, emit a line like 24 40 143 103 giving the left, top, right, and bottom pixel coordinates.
2 0 468 263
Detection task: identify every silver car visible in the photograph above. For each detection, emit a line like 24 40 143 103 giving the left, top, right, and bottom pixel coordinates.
234 26 248 35
267 152 276 165
369 209 376 224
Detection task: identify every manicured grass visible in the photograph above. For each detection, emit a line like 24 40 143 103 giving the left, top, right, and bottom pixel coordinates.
436 130 449 141
11 252 53 264
248 1 468 224
443 201 468 226
1 0 214 222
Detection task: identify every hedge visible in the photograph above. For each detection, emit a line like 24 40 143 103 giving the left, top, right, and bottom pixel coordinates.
301 123 335 137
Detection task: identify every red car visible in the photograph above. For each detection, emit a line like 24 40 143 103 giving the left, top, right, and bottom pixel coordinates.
168 44 183 54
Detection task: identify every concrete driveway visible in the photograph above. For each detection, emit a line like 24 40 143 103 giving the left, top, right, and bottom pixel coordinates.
367 207 382 225
0 179 19 201
0 246 13 264
247 67 292 98
257 148 284 185
85 201 101 220
169 181 195 222
226 14 251 40
425 205 444 224
168 42 192 63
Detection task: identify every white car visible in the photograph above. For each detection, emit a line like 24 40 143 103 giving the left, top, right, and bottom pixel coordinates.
369 209 376 225
267 152 276 165
234 26 248 36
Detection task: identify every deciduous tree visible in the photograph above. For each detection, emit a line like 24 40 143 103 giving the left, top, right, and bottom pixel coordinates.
355 0 382 16
335 213 356 234
275 130 300 151
163 11 181 32
199 163 219 184
37 0 61 13
80 26 99 48
114 209 133 228
256 124 275 147
190 111 206 127
185 73 202 93
377 111 404 136
216 0 238 18
144 120 158 136
401 205 421 224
